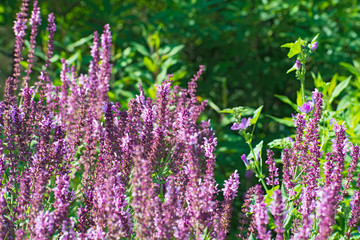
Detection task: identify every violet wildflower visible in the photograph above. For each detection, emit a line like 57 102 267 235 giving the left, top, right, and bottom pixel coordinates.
231 117 251 131
237 187 256 239
310 42 318 51
45 13 56 69
252 185 271 240
293 186 314 239
265 149 279 186
33 211 55 239
347 175 360 237
343 145 360 194
295 60 301 70
271 190 285 240
241 153 249 167
221 170 240 235
298 101 313 113
53 174 74 231
130 150 159 239
316 183 338 240
0 188 10 239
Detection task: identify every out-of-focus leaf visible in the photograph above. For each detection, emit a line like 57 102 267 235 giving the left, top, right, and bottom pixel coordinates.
131 42 150 56
275 94 298 110
267 115 294 127
329 76 351 104
67 34 93 52
340 62 360 78
163 44 184 59
327 74 338 98
281 42 293 48
283 205 295 231
143 56 157 73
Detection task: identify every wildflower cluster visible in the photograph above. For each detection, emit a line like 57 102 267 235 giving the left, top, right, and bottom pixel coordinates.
230 36 360 239
0 1 240 239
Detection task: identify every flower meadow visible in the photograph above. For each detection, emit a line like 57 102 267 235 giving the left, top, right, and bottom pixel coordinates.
1 0 360 239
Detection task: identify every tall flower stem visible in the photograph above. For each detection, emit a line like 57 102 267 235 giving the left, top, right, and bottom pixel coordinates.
248 143 268 192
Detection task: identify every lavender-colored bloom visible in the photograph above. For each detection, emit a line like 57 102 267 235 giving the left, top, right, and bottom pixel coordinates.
231 117 251 131
45 13 56 69
0 188 10 239
316 183 338 240
347 175 360 238
293 186 314 239
23 1 41 87
265 149 279 186
343 145 360 194
298 101 313 113
53 174 74 231
220 170 240 235
34 211 55 239
295 60 301 70
310 42 318 51
241 154 249 167
271 190 284 240
252 185 271 240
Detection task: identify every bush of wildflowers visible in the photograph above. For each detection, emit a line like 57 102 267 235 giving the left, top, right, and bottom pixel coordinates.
1 0 360 239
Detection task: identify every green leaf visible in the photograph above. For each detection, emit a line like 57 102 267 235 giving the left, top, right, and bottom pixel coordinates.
219 106 246 114
281 42 294 48
286 66 297 74
163 44 184 58
268 137 294 149
275 94 298 110
265 185 280 205
131 42 150 56
67 34 93 52
327 74 338 97
250 105 263 125
283 205 295 231
67 50 81 65
281 183 288 199
288 38 302 58
143 56 157 73
329 76 351 104
267 115 295 127
296 90 302 106
247 141 263 161
311 33 320 45
248 233 256 240
340 62 360 78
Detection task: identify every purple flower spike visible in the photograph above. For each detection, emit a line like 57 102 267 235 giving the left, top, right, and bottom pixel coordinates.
311 42 318 51
295 60 301 70
241 154 249 166
231 117 251 131
299 101 313 113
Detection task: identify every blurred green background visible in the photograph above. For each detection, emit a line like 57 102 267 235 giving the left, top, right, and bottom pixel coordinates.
1 0 360 238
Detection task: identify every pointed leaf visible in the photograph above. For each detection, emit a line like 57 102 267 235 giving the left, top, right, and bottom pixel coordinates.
267 115 295 127
288 38 302 58
131 42 150 56
250 105 263 125
329 76 351 104
281 43 294 48
275 94 298 110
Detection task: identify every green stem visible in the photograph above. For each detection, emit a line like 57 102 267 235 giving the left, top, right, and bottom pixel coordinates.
248 143 268 192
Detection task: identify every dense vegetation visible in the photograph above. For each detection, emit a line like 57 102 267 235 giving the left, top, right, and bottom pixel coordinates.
1 0 360 239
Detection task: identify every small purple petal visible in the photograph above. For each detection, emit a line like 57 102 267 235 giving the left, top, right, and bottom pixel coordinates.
311 42 318 51
231 122 241 131
299 101 313 113
241 154 249 166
